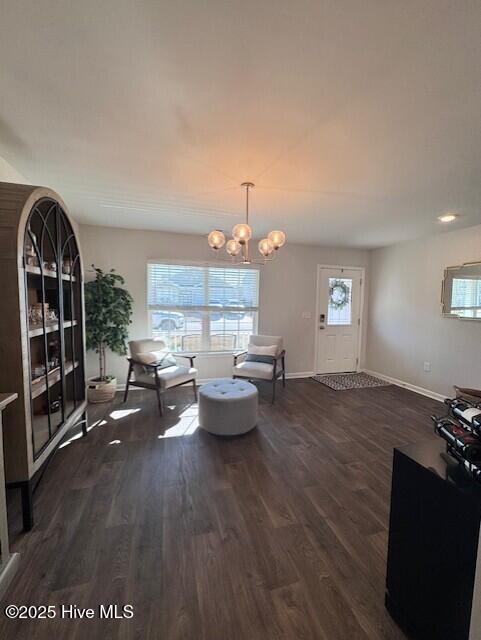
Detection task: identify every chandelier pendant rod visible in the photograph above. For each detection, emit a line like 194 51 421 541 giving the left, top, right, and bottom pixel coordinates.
245 184 250 261
241 181 254 263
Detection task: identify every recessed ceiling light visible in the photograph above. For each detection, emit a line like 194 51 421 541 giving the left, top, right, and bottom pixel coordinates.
438 213 458 223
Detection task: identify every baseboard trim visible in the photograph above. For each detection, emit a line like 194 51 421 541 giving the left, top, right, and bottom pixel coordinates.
285 371 314 380
0 552 20 600
362 369 445 402
118 369 443 399
116 371 314 391
117 384 138 392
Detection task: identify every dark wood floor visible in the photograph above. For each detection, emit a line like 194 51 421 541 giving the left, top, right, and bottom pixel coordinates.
0 379 441 639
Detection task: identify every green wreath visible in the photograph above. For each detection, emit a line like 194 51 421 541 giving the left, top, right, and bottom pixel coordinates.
329 279 350 309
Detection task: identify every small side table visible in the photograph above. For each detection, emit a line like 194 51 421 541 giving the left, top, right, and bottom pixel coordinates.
0 394 20 598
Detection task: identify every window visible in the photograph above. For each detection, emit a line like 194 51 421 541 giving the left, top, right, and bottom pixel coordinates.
327 277 352 326
451 277 481 318
147 262 259 352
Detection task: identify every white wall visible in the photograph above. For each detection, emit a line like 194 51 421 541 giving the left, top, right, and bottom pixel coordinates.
366 223 481 397
0 155 29 184
79 224 369 383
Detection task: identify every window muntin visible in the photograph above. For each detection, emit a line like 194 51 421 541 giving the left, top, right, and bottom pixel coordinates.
147 263 259 352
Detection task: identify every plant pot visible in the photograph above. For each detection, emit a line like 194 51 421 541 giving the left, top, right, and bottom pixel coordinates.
87 376 117 403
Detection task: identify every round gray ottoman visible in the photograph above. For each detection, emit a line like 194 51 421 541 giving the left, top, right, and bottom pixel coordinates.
199 378 258 436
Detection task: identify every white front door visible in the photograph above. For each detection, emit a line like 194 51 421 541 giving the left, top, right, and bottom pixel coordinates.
316 267 362 374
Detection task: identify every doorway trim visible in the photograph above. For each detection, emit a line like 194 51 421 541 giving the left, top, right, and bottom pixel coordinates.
314 264 366 375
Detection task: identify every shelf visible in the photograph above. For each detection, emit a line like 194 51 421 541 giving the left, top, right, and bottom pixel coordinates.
29 320 77 338
25 264 76 282
32 413 50 451
31 360 79 399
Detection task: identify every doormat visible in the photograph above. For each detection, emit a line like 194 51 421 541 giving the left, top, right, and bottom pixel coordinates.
311 372 391 391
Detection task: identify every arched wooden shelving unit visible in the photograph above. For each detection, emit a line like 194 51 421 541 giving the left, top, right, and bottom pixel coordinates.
0 182 87 530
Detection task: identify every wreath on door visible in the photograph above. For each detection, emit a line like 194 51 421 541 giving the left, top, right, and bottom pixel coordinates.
329 279 350 309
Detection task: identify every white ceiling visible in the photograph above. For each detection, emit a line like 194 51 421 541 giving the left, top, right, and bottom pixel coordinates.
1 0 481 248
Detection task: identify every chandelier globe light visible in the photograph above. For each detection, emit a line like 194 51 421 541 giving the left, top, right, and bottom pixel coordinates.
207 182 286 265
207 229 226 250
267 229 286 250
226 238 242 256
258 237 274 257
232 222 252 244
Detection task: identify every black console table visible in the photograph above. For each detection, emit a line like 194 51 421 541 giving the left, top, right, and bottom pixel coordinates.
386 440 481 640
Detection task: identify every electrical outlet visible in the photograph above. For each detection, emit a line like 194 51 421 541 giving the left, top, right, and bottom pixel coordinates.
423 361 431 372
302 311 312 319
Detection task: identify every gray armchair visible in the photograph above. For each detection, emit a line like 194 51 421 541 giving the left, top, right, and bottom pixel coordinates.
124 339 197 415
233 335 286 403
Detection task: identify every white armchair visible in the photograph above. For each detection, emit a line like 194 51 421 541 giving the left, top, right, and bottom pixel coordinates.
233 335 286 403
123 339 197 415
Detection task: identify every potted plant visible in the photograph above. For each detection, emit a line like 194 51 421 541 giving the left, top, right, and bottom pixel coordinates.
85 266 133 403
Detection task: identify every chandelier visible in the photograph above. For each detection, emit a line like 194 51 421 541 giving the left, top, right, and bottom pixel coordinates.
207 182 286 264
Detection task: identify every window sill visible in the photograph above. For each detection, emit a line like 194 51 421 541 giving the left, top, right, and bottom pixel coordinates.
176 351 235 358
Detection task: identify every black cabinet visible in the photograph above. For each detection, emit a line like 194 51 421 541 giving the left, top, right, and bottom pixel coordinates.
386 440 481 640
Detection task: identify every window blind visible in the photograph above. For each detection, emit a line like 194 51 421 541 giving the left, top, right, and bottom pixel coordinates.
148 263 259 310
451 277 481 317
